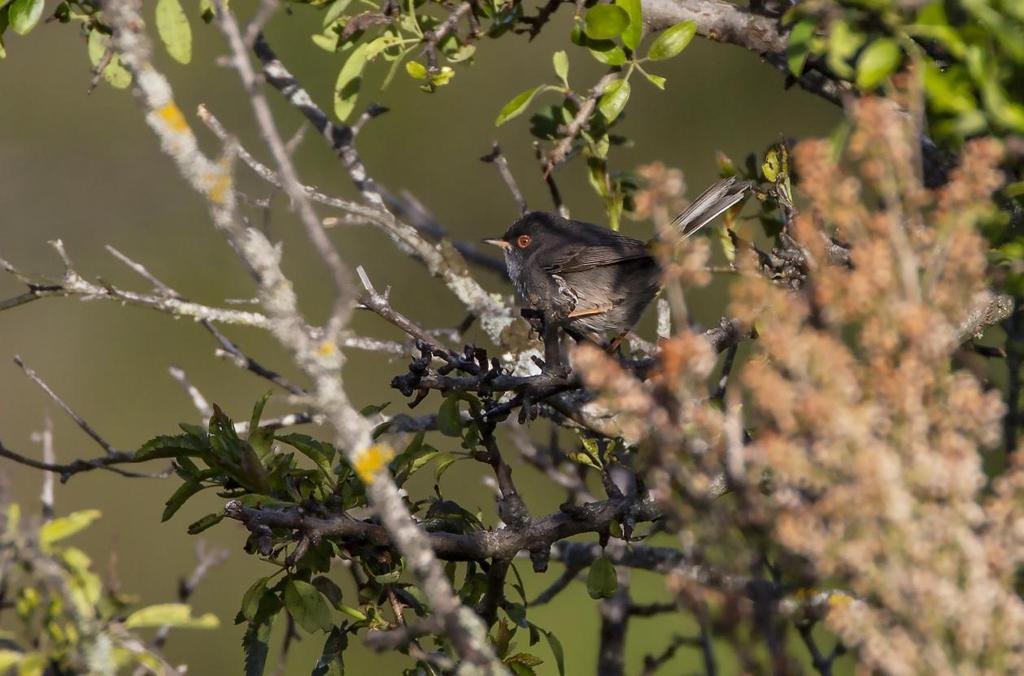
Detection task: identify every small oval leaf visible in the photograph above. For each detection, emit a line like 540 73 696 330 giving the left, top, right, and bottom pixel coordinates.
598 78 631 122
583 5 629 41
552 50 569 85
125 603 219 629
334 42 370 122
588 43 627 66
586 556 618 599
284 580 334 633
87 30 133 89
641 70 666 89
786 20 815 76
856 38 901 90
405 60 428 79
647 20 696 61
156 0 192 65
40 510 102 548
496 86 542 126
437 395 463 437
615 0 643 51
9 0 44 35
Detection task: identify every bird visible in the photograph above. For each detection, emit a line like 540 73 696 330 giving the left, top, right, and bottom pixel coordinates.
483 176 751 348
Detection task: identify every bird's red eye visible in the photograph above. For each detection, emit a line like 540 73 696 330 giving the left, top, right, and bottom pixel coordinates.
516 234 532 248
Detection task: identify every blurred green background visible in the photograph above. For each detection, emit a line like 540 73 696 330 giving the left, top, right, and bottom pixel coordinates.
0 4 838 673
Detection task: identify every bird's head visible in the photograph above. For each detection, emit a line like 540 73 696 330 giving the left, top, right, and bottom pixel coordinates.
483 211 568 262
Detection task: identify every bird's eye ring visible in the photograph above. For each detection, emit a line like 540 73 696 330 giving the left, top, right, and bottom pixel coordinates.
516 234 532 248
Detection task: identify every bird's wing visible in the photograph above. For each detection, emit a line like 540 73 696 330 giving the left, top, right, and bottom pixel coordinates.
541 230 654 274
671 176 752 239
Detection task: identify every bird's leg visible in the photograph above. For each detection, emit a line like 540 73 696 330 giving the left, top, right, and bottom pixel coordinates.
541 309 568 375
520 308 569 375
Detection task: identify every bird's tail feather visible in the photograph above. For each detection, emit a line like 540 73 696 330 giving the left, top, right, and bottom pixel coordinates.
672 176 752 240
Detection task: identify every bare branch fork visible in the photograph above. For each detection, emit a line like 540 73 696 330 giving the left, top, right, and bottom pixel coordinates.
95 0 506 668
0 354 170 481
248 31 517 346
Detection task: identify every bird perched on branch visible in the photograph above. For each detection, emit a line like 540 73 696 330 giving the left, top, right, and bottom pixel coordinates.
484 176 750 354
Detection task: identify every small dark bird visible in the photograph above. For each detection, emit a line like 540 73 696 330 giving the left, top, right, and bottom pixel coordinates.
484 177 750 347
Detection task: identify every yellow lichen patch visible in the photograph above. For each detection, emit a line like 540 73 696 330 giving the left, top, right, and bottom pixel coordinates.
317 341 337 357
827 592 853 609
156 102 189 133
203 169 232 205
354 444 395 484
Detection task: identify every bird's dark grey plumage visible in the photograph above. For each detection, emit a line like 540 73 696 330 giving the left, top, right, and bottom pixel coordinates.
486 177 751 343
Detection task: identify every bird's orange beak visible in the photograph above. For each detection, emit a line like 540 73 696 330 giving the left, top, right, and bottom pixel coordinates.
483 238 512 251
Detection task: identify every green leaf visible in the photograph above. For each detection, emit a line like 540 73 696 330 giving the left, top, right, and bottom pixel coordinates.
761 147 781 182
448 43 476 63
0 7 8 59
199 0 217 23
598 78 631 123
312 626 348 676
588 43 627 66
647 20 696 60
334 42 370 122
543 629 566 676
552 50 569 85
405 60 428 79
493 620 515 658
312 32 340 52
437 395 463 437
276 433 335 477
278 432 333 475
718 224 736 262
586 556 617 599
86 29 133 88
249 391 272 433
0 651 24 671
856 38 900 90
583 5 629 41
615 0 642 51
162 479 205 522
496 85 542 126
136 433 208 461
240 578 269 622
243 617 274 676
506 653 544 667
434 451 462 483
311 576 344 609
826 20 863 79
641 70 666 89
922 61 975 114
187 512 224 534
40 510 101 548
338 603 367 621
283 580 333 633
9 0 43 35
323 0 354 27
155 0 192 64
124 603 219 629
786 20 815 76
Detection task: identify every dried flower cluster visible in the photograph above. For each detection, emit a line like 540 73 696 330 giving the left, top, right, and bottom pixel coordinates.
574 97 1024 673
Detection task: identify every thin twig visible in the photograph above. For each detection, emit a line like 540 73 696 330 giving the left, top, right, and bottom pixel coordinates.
14 356 118 457
168 366 214 420
31 417 55 520
215 0 357 336
481 143 528 215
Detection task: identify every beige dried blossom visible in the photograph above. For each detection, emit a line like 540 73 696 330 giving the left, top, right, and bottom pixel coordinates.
630 161 687 222
572 96 1021 674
